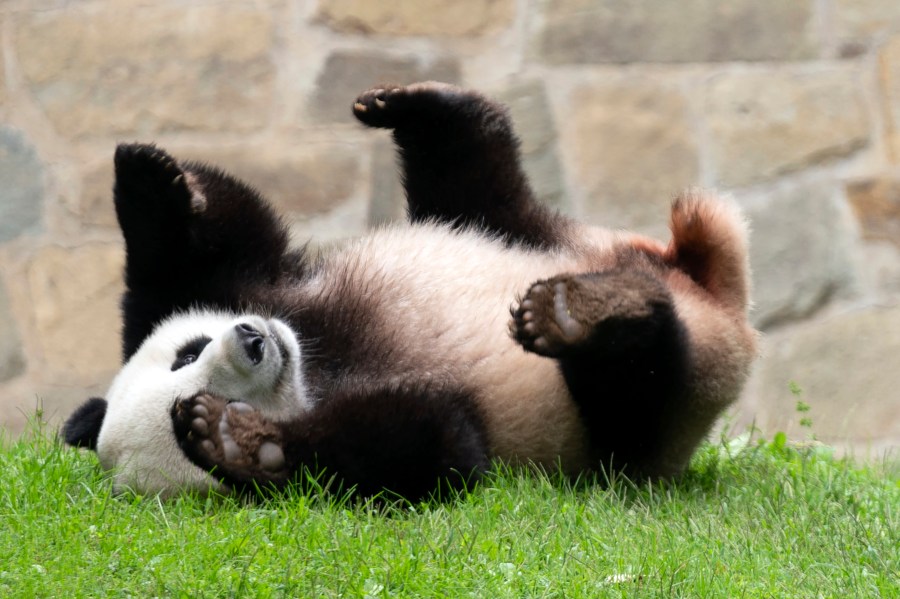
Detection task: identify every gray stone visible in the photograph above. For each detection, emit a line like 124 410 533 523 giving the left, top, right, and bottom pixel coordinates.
705 68 870 187
535 0 816 64
0 281 26 383
741 179 859 329
311 52 460 123
563 78 699 233
745 305 900 449
0 127 44 243
368 137 406 227
497 80 567 210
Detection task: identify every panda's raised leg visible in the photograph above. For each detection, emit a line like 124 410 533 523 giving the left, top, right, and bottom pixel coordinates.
353 82 567 248
510 269 691 477
114 144 293 360
172 387 489 502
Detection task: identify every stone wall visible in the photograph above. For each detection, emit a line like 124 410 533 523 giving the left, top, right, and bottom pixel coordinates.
1 0 898 457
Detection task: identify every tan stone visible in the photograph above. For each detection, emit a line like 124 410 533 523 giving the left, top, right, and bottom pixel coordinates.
882 37 900 164
535 0 816 64
80 159 117 229
15 4 276 138
705 68 870 187
27 244 124 376
316 0 514 37
834 0 900 52
745 306 900 449
176 143 363 217
564 79 699 232
846 178 900 247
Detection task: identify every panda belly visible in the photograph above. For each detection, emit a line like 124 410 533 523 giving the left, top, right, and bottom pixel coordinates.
307 223 598 472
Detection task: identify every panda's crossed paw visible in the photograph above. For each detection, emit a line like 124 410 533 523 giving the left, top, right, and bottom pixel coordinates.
172 394 287 480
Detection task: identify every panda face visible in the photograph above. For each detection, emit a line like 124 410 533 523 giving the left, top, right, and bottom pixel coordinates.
93 309 308 496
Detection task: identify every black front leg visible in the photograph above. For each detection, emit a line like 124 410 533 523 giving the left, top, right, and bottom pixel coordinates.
353 82 567 249
172 385 489 502
114 144 293 359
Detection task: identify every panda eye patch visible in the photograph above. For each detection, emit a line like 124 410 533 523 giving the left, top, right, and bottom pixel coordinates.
172 335 212 371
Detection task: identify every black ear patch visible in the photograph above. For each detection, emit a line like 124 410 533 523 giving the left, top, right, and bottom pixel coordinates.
62 397 108 450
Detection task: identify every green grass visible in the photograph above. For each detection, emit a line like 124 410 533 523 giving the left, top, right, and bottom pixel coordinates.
1 419 897 598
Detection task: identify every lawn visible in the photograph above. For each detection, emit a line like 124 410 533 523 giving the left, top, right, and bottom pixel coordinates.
1 416 897 598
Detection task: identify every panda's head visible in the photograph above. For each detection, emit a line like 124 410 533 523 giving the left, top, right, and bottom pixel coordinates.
62 309 308 496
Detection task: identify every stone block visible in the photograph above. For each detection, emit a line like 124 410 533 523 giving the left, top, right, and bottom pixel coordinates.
15 4 276 138
497 80 567 209
315 0 514 37
705 68 870 187
0 281 26 383
746 305 900 449
846 178 900 248
80 158 117 229
311 52 460 122
368 137 406 227
0 127 44 242
177 142 364 218
562 78 699 232
882 37 900 164
27 244 124 376
535 0 816 64
834 0 900 54
741 179 859 329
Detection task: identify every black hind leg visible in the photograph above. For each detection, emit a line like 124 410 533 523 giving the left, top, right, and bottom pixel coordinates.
353 82 567 248
172 385 489 502
511 270 691 477
114 144 293 359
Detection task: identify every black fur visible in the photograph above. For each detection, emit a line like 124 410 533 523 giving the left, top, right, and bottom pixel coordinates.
114 144 296 361
354 83 566 249
61 397 107 449
172 384 489 502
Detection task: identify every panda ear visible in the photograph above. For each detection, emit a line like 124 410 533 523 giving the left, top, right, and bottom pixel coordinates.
62 397 108 450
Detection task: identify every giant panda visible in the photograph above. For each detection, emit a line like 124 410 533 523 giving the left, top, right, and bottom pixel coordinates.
62 82 757 501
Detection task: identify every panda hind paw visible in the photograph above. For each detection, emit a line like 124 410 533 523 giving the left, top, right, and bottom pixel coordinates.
510 278 588 358
172 394 287 480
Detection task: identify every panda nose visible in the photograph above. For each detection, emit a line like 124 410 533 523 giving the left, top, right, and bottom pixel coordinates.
235 323 265 365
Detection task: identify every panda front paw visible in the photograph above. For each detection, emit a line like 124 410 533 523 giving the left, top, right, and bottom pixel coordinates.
172 393 289 485
114 143 208 229
352 81 474 129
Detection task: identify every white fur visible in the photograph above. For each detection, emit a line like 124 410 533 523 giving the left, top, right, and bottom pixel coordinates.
96 310 306 496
